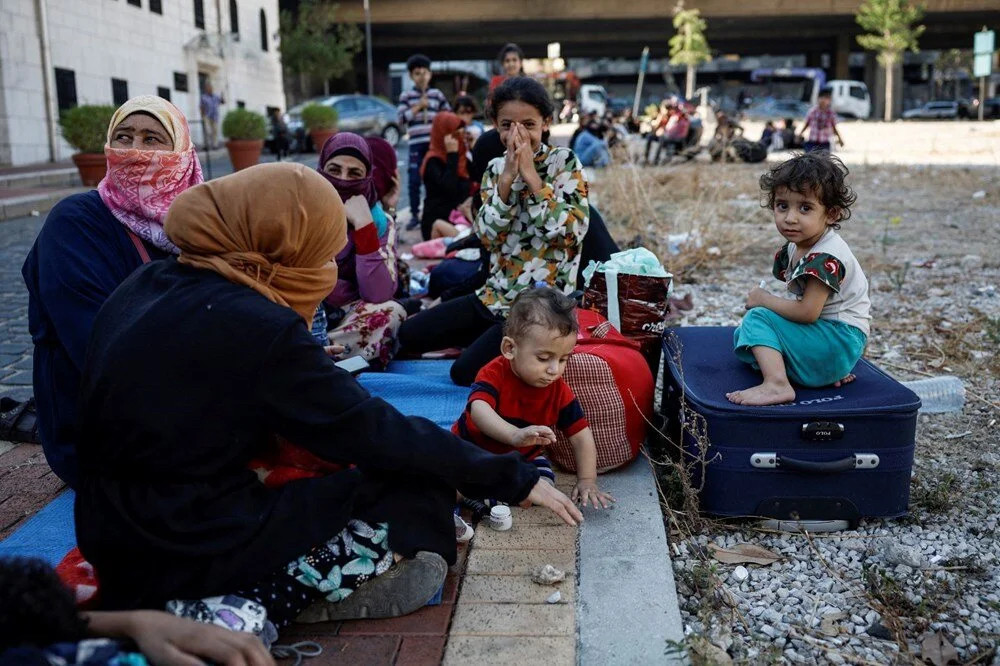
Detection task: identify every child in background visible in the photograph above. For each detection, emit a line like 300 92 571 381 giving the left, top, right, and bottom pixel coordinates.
799 87 845 153
728 152 870 407
453 288 614 509
397 54 451 228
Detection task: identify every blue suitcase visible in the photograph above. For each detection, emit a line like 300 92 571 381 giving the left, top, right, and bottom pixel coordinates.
660 326 920 523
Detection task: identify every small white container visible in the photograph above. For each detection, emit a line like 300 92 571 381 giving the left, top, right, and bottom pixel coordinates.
489 505 512 531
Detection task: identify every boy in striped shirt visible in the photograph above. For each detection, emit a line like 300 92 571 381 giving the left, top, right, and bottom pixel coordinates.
397 54 450 228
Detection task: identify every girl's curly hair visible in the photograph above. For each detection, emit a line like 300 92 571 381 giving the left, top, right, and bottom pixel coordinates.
0 556 88 650
760 152 857 229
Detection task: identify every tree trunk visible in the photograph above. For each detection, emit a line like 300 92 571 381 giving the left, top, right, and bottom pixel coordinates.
686 64 695 100
883 59 894 122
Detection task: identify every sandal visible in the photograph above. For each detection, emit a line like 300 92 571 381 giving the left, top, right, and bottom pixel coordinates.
0 396 41 444
295 551 447 623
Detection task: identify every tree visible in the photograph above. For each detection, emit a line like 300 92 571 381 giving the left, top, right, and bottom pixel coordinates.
279 0 363 100
855 0 925 121
668 1 711 101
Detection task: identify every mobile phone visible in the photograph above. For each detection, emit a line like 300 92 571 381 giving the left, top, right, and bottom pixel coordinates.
334 355 369 376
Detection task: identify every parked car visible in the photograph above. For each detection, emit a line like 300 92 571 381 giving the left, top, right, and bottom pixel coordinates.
285 95 401 151
976 97 1000 119
902 100 966 120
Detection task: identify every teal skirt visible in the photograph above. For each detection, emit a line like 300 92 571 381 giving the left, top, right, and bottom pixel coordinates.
733 307 867 387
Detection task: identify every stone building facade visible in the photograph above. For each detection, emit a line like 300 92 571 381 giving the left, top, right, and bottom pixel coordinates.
0 0 285 166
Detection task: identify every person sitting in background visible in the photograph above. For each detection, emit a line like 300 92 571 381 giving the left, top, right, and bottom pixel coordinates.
650 104 691 164
643 99 673 164
318 133 406 369
572 119 612 168
570 111 596 154
419 112 472 241
489 43 525 91
21 95 203 488
760 120 777 149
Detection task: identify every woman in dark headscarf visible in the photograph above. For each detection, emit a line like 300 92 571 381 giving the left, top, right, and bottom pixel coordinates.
365 136 401 214
21 95 203 487
73 162 582 640
318 133 405 369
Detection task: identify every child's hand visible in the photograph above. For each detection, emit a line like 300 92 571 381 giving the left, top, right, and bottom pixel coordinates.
511 425 556 448
444 134 460 153
502 127 521 180
514 124 535 176
572 479 616 509
744 286 769 310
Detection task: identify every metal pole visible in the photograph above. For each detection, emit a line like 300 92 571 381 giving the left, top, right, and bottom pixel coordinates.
633 46 649 117
364 0 373 96
979 76 986 122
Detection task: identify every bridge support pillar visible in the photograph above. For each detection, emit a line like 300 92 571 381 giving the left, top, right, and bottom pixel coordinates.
835 33 850 80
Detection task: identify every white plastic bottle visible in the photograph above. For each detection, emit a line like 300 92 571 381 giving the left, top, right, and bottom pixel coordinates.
900 376 965 414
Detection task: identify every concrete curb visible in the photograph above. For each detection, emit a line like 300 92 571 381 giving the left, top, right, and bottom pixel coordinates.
0 168 80 189
0 188 87 222
577 455 687 665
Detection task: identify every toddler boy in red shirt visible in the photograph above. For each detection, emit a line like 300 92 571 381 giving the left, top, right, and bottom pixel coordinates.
452 288 614 509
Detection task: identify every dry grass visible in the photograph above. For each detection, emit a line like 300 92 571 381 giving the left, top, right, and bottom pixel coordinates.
595 162 770 282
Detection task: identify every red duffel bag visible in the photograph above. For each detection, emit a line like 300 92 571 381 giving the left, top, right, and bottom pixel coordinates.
550 309 655 473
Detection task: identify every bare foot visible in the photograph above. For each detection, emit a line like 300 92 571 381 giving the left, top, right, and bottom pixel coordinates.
833 374 856 387
726 381 796 406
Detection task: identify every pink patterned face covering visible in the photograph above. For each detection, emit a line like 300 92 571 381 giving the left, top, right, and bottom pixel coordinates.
98 96 203 254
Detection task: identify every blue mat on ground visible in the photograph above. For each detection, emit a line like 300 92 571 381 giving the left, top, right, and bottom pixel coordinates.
0 360 465 607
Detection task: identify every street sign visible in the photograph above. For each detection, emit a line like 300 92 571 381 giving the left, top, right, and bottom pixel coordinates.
973 30 994 78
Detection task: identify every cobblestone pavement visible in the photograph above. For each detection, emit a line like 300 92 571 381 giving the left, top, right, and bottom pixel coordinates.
0 214 43 403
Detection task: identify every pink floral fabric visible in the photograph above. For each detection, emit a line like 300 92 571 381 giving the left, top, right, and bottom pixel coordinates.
98 95 203 254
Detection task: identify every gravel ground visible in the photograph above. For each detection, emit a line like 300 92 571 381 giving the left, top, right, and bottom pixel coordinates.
590 126 1000 664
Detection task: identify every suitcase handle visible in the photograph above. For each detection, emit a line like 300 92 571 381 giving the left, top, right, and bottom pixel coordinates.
751 453 880 472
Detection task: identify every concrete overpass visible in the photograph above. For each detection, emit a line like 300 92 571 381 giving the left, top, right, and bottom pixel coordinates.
339 0 999 72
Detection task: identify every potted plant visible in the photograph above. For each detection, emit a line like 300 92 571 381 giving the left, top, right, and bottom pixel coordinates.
59 105 116 186
222 108 268 171
301 103 338 152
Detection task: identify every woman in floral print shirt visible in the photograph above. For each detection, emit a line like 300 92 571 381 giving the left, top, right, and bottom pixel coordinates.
399 78 590 385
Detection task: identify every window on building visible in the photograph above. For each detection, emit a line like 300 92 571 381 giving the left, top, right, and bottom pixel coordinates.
127 0 141 6
236 100 246 109
229 0 239 35
157 86 171 101
150 0 162 14
54 68 77 111
174 72 189 92
193 0 205 29
112 78 129 106
259 9 268 51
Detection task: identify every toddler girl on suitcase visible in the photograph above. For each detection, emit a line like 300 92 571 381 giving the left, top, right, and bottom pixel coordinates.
728 152 871 406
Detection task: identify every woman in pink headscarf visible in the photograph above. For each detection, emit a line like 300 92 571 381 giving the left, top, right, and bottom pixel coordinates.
317 133 406 369
22 95 203 487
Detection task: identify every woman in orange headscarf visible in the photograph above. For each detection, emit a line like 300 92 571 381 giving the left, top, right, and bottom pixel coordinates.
417 111 471 240
72 163 579 642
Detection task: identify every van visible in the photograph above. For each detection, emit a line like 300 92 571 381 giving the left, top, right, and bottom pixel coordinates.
578 84 608 117
827 80 871 119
